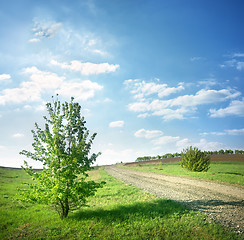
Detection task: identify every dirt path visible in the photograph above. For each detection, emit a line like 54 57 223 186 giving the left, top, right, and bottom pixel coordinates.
105 165 244 235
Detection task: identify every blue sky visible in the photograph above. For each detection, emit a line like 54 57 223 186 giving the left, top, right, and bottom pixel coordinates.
0 0 244 168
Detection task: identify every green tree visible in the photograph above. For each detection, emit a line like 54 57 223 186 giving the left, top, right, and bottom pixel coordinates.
19 97 105 219
218 149 225 154
180 146 210 172
225 149 233 154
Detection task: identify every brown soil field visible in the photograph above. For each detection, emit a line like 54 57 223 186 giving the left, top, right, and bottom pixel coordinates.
125 154 244 166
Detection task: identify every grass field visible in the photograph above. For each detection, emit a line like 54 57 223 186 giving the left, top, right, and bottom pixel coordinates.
122 161 244 186
0 167 242 239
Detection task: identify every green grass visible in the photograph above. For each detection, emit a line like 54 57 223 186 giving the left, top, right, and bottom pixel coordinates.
121 161 244 185
0 167 242 239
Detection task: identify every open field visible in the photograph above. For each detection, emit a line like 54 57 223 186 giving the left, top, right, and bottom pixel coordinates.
0 167 242 239
122 161 244 186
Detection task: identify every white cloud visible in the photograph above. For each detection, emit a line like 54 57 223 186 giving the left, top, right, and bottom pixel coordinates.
25 66 103 101
232 53 244 58
220 53 244 70
54 25 113 58
198 78 217 87
226 128 244 135
51 59 119 75
0 83 41 105
152 136 180 145
134 129 163 139
109 121 124 128
0 67 64 105
209 97 244 117
137 113 151 118
0 74 11 81
124 79 184 99
190 57 205 62
195 139 225 151
127 87 240 120
34 102 47 111
237 62 244 71
200 131 225 136
176 138 192 150
12 133 24 138
219 64 226 68
220 59 236 68
29 38 40 43
23 105 32 110
24 66 64 89
176 138 225 152
0 66 103 105
32 20 62 40
201 128 244 136
170 89 240 107
128 101 151 112
91 49 108 56
56 80 103 101
88 39 97 46
152 107 193 120
84 36 110 56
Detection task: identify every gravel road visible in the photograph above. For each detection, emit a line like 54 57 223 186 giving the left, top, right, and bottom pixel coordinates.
105 165 244 235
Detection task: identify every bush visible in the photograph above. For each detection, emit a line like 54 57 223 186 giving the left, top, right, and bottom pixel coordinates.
180 146 210 172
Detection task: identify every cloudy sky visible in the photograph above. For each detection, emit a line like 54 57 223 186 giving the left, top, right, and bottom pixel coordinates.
0 0 244 168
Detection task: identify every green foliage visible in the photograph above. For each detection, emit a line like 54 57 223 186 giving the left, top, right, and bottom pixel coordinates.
19 96 105 219
180 146 210 172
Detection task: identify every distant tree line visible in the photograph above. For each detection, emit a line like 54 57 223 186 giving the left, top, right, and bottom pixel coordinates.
135 149 244 162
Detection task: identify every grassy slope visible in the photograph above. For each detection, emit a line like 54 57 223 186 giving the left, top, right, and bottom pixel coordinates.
122 162 244 186
0 167 242 239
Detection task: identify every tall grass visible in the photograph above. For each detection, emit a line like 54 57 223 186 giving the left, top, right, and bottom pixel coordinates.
0 167 241 239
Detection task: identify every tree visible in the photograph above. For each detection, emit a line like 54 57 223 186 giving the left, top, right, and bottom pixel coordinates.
225 149 233 154
180 146 210 172
218 149 225 154
19 97 105 219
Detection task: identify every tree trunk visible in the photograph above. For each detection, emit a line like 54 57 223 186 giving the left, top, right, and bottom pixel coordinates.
60 198 69 219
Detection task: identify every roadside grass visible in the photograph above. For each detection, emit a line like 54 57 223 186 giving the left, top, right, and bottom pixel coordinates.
0 167 242 239
121 161 244 186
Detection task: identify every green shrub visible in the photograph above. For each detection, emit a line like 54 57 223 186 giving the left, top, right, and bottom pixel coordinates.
180 146 210 172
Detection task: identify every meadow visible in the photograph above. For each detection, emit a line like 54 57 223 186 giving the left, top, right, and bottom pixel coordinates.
0 166 242 239
122 161 244 186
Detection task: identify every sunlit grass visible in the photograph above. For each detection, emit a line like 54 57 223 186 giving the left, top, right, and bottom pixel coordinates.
121 161 244 185
0 167 241 239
